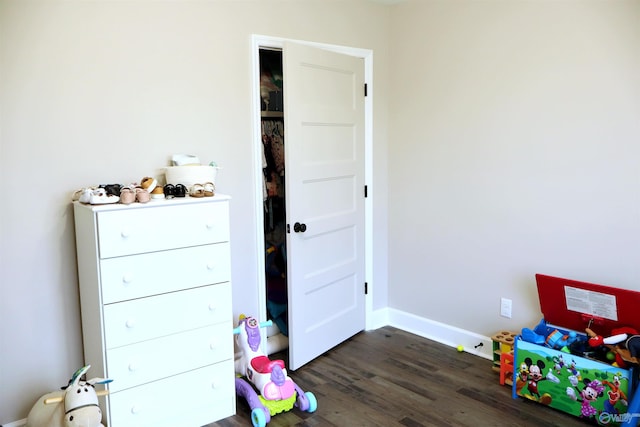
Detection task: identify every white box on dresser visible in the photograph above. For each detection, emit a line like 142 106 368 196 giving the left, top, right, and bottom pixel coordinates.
73 195 235 427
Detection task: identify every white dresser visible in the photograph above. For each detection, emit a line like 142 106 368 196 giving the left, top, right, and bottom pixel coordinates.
73 195 235 427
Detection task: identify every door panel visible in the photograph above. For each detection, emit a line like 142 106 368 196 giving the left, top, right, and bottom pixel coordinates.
283 41 365 370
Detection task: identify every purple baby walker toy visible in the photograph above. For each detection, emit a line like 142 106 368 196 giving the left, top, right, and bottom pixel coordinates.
233 315 317 427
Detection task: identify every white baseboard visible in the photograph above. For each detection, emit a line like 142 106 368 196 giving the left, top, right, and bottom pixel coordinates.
369 307 494 360
2 419 26 427
366 306 390 331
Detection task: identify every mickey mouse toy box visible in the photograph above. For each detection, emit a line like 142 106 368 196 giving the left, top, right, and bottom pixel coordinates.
513 274 640 426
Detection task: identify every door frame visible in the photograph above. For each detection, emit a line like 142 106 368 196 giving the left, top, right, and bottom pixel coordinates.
251 34 374 339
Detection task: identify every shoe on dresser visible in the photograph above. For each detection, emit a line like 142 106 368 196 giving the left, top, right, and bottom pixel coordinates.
72 188 94 204
203 182 215 197
150 186 165 200
140 177 157 193
135 187 150 203
189 184 205 198
119 187 135 205
174 184 187 198
89 188 120 205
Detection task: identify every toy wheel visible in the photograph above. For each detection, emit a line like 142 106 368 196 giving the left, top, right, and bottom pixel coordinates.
251 407 267 427
305 391 318 413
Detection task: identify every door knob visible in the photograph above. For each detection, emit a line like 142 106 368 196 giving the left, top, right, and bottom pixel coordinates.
293 222 307 233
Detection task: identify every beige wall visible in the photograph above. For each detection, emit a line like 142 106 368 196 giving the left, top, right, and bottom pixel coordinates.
0 0 391 421
388 0 640 332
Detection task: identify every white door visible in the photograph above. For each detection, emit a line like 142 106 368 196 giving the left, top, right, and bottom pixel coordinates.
283 42 366 370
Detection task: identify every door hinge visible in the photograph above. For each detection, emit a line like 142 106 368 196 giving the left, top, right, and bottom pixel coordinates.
364 185 368 198
365 282 368 295
286 223 290 233
364 83 368 97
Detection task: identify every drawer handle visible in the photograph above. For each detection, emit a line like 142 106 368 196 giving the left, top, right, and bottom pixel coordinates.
121 229 131 238
128 362 137 372
209 341 217 350
122 273 133 284
211 381 218 389
206 222 214 229
208 303 217 311
125 319 136 328
131 405 140 414
207 263 215 270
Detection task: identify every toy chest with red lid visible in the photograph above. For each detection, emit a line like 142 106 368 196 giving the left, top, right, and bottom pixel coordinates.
512 274 640 426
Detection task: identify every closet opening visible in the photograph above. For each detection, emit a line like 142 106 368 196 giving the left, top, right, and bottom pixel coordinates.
259 48 288 355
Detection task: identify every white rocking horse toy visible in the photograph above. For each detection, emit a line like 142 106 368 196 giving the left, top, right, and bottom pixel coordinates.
234 315 317 427
27 365 112 427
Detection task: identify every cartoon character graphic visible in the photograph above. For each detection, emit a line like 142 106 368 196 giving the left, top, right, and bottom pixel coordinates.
514 362 530 395
566 378 605 420
522 357 559 404
601 374 628 415
518 362 529 382
566 359 581 380
552 354 565 374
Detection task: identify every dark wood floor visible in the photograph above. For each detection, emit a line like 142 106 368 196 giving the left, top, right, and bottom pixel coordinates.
207 326 597 427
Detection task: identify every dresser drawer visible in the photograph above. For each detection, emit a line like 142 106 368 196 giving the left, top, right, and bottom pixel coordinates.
97 202 229 258
100 243 230 304
106 323 231 393
108 361 235 427
103 283 231 349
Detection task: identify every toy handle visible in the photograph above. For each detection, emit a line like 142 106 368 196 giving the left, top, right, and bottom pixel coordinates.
44 390 109 405
604 333 628 345
232 319 273 335
44 396 64 405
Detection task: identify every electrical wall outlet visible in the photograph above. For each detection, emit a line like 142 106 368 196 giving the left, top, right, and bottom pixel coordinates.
500 297 512 318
